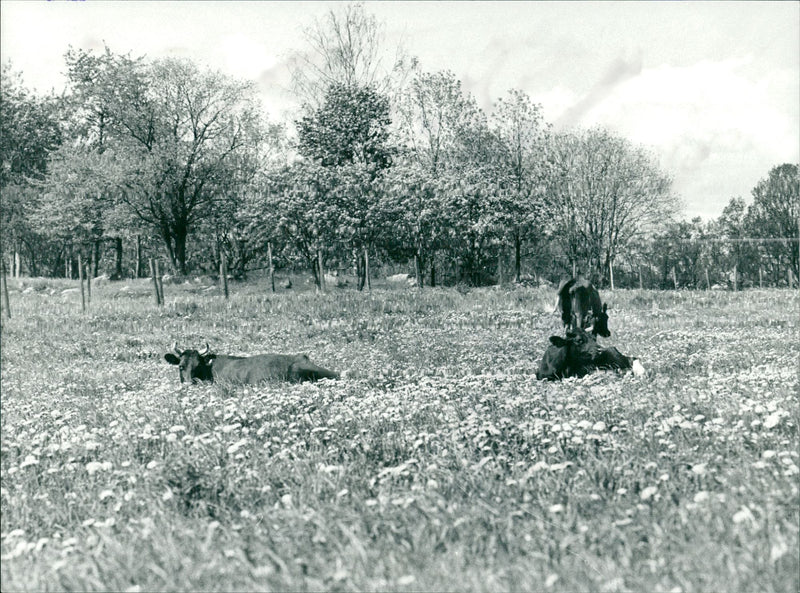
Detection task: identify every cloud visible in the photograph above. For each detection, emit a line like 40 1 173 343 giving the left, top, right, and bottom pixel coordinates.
555 53 643 128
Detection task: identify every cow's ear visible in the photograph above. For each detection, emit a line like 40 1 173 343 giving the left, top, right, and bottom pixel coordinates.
603 303 608 312
203 353 217 361
550 336 568 347
165 353 180 365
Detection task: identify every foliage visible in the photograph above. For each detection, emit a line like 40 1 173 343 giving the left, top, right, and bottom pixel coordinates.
297 83 393 169
545 128 677 284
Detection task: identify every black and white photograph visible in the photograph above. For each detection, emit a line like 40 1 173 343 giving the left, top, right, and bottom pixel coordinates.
1 1 798 591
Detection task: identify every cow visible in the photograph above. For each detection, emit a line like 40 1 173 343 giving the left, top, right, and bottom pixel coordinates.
536 328 644 380
556 277 610 337
164 343 339 384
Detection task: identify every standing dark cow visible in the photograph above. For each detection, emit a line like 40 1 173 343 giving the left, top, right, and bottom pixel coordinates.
536 328 643 380
556 277 610 337
165 343 339 384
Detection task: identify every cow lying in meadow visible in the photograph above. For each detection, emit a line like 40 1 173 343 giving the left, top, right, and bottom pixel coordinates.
557 277 610 337
165 343 339 384
536 328 644 380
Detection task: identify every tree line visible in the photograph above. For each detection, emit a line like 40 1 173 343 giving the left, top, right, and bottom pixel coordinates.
1 5 797 290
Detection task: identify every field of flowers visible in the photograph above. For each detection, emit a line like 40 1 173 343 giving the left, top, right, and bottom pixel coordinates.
1 278 798 592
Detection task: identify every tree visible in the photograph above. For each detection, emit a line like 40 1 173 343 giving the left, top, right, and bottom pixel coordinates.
394 70 483 285
260 161 342 289
544 128 677 285
0 63 63 276
746 164 800 284
63 49 266 275
290 3 411 109
490 89 549 282
297 82 393 169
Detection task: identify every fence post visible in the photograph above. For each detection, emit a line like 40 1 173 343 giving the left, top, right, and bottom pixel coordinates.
78 253 86 312
318 249 326 292
149 258 161 306
154 260 164 305
609 260 615 291
759 267 763 289
267 241 275 293
789 268 795 289
1 256 10 319
220 252 229 299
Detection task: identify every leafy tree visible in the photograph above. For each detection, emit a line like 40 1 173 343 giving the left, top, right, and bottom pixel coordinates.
297 83 393 169
62 49 266 275
544 128 677 285
0 63 63 275
746 163 799 284
490 89 549 282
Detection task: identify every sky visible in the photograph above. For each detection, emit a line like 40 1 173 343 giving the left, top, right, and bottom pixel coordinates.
1 1 798 220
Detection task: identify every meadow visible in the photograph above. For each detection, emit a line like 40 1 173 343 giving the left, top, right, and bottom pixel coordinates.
1 277 798 592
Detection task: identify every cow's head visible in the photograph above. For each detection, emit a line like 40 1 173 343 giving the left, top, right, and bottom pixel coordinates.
591 303 610 337
164 342 215 384
549 328 599 377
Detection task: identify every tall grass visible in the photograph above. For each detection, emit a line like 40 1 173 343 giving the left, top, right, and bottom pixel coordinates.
1 279 798 591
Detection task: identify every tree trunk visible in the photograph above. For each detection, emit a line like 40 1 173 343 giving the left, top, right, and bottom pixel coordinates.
705 268 710 290
86 261 92 304
135 235 143 279
1 256 10 319
430 254 436 288
355 249 365 291
514 232 521 283
92 239 101 277
14 249 21 278
268 241 275 293
78 253 86 313
114 237 123 279
364 247 371 291
672 266 677 290
173 228 188 276
638 266 643 290
220 252 229 299
414 250 423 289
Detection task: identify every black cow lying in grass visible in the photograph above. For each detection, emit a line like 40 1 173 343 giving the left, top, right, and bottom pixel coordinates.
557 277 610 337
165 343 340 384
536 328 643 380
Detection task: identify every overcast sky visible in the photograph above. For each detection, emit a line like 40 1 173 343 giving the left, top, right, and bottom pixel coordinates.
2 1 798 220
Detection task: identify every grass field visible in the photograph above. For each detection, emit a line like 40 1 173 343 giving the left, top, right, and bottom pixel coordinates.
1 277 798 592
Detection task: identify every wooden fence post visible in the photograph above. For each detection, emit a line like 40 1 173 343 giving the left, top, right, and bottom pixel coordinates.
672 266 678 290
149 258 161 306
267 241 275 293
609 260 615 291
318 249 326 292
78 253 86 312
220 252 229 299
1 257 10 319
759 267 763 289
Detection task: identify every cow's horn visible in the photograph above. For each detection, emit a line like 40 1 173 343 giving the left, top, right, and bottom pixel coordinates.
172 342 181 355
199 342 210 356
